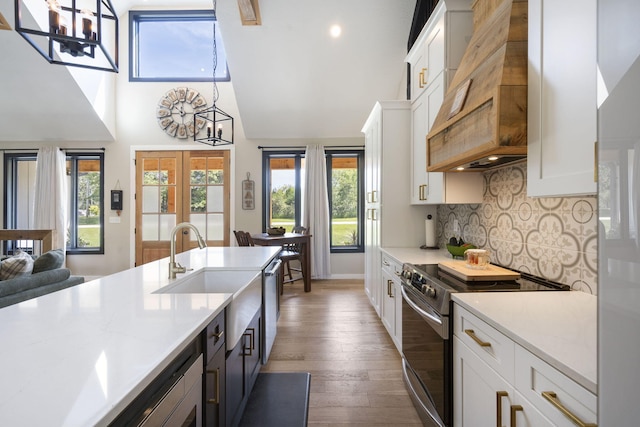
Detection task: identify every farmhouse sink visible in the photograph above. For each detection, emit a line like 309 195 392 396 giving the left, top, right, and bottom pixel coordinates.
154 269 262 350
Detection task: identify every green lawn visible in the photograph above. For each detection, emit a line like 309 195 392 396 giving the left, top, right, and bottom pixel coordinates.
78 216 101 247
271 217 357 246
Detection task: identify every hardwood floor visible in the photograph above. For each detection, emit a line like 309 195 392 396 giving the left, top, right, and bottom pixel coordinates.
261 279 423 426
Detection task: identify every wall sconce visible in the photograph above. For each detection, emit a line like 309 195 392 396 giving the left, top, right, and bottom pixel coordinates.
15 0 119 72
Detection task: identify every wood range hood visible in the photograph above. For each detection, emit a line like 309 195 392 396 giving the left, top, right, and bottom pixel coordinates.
427 0 527 172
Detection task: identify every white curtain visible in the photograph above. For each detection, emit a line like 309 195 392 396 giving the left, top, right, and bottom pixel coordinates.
303 145 331 279
33 147 68 252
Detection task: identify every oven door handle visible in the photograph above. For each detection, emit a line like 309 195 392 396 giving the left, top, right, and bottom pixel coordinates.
401 284 443 327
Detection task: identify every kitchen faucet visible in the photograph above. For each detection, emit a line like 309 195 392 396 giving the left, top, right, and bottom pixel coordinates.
169 222 207 279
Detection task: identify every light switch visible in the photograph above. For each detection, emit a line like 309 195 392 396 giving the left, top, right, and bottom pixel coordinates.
109 216 121 224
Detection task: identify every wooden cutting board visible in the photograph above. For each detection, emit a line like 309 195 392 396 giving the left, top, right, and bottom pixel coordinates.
438 260 521 282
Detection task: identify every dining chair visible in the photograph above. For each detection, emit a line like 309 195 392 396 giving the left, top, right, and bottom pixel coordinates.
280 226 308 293
234 230 254 247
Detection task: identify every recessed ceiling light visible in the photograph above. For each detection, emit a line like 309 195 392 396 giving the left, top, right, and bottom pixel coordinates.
456 167 465 171
488 156 499 161
330 24 342 38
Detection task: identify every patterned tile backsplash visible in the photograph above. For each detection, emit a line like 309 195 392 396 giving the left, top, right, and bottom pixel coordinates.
436 162 598 295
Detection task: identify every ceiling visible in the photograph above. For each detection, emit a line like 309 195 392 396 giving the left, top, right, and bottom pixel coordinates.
0 0 416 142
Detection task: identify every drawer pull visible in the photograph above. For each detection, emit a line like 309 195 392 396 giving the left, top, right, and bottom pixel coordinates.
206 368 220 405
541 391 597 427
387 280 394 298
510 405 523 426
496 391 508 427
209 329 224 341
465 329 492 347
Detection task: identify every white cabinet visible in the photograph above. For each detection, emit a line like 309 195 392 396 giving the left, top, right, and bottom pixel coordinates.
527 0 597 197
380 252 402 351
362 101 426 316
453 304 597 427
406 0 483 205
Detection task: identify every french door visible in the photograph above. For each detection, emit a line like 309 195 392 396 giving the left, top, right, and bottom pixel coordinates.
135 150 230 266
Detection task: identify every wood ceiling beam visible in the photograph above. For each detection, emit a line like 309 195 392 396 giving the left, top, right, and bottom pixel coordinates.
237 0 261 26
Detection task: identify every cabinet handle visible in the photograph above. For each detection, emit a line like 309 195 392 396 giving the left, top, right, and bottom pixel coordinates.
464 329 492 347
247 327 256 350
387 280 394 297
418 68 427 88
243 328 255 356
510 405 523 426
209 329 224 341
496 391 508 427
541 391 597 427
206 368 220 405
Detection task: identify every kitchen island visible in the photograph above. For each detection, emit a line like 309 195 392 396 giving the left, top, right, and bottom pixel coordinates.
0 246 280 427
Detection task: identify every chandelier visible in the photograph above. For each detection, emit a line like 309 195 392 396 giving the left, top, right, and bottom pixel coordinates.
15 0 119 72
194 0 234 146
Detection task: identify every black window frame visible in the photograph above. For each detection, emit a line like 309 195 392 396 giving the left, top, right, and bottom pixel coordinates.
3 152 105 255
261 150 305 232
129 10 231 83
326 150 365 253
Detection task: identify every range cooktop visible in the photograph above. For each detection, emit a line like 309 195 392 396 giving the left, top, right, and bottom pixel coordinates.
413 263 571 293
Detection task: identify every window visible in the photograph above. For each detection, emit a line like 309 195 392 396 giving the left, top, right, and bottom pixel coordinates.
129 10 229 82
326 150 364 253
262 149 364 253
3 152 104 254
262 151 305 231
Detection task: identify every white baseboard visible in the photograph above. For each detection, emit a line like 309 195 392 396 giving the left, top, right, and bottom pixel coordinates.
326 274 365 280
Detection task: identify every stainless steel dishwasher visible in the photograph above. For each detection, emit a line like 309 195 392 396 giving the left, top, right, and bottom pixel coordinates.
262 257 282 363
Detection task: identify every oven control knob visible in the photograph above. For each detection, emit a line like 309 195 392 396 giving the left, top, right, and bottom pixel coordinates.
423 286 436 298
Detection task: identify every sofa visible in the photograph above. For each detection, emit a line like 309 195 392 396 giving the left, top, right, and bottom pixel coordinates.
0 249 84 309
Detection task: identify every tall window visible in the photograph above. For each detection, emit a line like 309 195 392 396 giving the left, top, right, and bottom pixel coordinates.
262 149 364 253
3 152 104 254
326 150 364 253
129 10 229 82
262 151 305 231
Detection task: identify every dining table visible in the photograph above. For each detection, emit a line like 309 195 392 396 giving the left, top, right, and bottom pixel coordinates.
250 232 312 292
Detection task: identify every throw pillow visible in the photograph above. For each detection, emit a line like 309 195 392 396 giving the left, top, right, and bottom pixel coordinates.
0 251 34 281
32 249 65 274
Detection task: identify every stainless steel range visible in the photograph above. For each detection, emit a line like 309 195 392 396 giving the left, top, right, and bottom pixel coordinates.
399 263 569 427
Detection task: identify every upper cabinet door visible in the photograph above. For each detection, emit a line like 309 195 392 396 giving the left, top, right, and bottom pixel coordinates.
527 0 597 197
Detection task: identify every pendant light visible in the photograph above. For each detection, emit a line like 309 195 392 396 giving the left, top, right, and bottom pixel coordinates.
15 0 119 72
194 0 234 146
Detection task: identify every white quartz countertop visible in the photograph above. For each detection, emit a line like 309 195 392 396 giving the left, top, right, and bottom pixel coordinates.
452 291 597 394
0 246 280 427
380 247 452 265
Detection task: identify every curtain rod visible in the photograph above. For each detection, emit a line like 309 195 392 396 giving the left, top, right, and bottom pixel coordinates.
0 147 106 152
258 145 364 150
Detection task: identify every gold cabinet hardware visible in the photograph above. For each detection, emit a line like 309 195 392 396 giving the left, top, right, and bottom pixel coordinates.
209 329 224 341
464 329 492 347
387 280 394 297
206 367 220 404
418 184 428 200
510 405 523 426
418 68 427 89
542 391 597 427
496 391 508 427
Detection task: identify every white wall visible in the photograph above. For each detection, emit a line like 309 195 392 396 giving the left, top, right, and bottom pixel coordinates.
58 7 366 278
